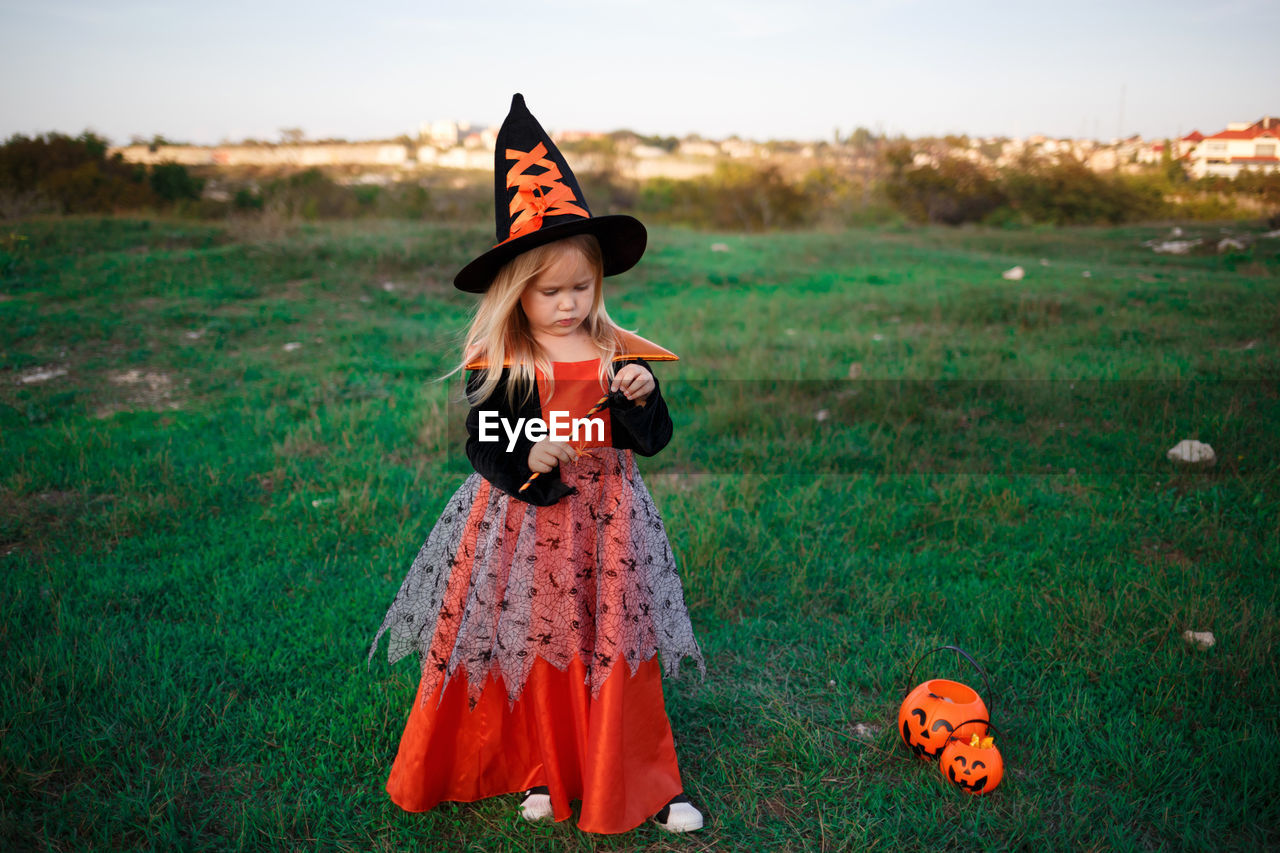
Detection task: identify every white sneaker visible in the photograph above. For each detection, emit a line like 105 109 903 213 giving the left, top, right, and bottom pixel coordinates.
520 788 553 822
654 797 704 832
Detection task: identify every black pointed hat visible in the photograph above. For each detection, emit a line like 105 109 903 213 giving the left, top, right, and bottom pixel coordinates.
453 93 647 293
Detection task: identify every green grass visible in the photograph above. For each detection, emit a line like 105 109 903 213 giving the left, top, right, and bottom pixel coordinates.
2 216 1278 850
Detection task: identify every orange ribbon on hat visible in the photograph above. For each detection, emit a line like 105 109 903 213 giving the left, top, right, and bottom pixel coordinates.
496 142 589 246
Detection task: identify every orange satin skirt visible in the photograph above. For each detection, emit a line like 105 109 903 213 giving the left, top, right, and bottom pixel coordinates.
385 654 683 834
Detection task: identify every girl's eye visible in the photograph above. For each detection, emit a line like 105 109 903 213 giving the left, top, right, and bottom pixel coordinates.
574 284 589 291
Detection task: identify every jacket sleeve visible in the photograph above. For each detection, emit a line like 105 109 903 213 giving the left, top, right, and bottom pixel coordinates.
464 370 577 507
608 357 674 457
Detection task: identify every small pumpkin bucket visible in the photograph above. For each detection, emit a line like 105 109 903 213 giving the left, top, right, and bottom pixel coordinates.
939 719 1004 795
898 645 993 761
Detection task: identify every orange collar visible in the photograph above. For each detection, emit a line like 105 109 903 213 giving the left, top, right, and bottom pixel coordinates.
465 329 678 371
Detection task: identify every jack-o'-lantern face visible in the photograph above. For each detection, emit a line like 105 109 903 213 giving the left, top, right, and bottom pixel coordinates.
946 751 989 792
939 733 1003 795
900 706 957 758
897 679 989 761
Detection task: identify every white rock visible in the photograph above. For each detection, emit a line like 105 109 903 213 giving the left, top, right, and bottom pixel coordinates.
1082 270 1092 278
1217 237 1246 252
1152 240 1201 254
847 362 863 379
17 366 67 384
1039 258 1050 266
871 333 885 342
311 498 334 507
109 370 172 392
815 409 830 422
381 281 397 291
1166 439 1216 465
1262 229 1280 239
710 243 730 252
184 328 206 340
283 342 302 352
1171 226 1183 237
1002 265 1025 281
852 722 881 740
1183 630 1215 650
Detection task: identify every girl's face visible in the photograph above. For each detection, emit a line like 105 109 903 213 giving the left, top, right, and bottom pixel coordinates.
519 246 596 342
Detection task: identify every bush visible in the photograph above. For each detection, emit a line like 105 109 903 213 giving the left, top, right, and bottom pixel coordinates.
260 168 360 219
0 131 155 214
374 183 432 219
636 162 810 230
1000 156 1166 224
234 188 264 211
149 162 204 203
1222 169 1280 208
224 171 481 224
884 154 1007 225
797 166 900 227
1164 191 1242 221
881 146 1181 226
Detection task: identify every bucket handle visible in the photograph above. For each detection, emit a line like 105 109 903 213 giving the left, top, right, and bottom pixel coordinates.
942 718 1001 748
905 645 996 718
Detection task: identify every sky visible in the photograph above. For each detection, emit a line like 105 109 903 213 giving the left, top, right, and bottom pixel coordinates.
2 0 1278 146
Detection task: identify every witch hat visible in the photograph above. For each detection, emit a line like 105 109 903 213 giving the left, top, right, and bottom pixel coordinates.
453 93 648 293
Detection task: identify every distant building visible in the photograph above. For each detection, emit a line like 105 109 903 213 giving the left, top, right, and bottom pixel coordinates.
1086 148 1118 171
721 138 760 159
678 140 720 158
631 144 667 159
435 147 492 169
1174 131 1204 160
113 142 409 167
1186 117 1280 178
557 129 606 143
420 119 461 148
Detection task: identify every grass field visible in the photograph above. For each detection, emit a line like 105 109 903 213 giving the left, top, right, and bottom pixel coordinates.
2 216 1278 851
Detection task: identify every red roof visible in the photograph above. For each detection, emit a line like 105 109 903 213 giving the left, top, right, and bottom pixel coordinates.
1204 117 1280 141
1182 130 1204 142
1207 128 1279 140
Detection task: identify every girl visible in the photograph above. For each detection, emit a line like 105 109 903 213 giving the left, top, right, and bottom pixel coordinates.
367 94 705 835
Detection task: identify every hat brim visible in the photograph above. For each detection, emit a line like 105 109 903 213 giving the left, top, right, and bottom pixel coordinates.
453 214 647 293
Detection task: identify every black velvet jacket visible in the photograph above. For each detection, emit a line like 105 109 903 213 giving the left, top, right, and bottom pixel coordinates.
464 357 673 507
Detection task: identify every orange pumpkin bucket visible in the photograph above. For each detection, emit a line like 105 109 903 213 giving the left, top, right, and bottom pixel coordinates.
898 646 993 761
939 719 1004 795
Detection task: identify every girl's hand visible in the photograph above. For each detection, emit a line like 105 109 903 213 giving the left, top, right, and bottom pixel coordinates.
611 364 655 404
527 439 579 474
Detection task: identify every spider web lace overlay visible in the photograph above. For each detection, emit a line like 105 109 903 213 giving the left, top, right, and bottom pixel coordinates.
367 448 705 707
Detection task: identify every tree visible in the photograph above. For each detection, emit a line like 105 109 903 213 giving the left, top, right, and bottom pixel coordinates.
848 127 876 151
0 131 154 213
1000 154 1164 224
1160 141 1187 184
885 156 1006 224
149 162 203 202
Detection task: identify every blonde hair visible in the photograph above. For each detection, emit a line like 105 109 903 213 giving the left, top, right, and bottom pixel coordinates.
455 234 626 407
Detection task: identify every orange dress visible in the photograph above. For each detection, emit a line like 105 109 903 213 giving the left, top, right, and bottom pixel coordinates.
368 358 703 834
